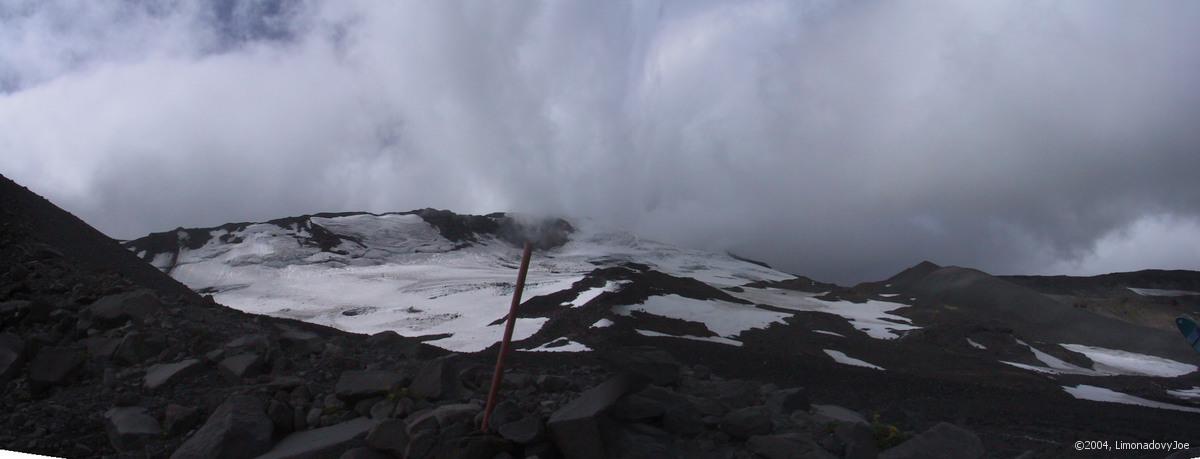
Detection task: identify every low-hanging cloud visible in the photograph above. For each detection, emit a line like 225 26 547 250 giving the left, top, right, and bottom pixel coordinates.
2 0 1198 283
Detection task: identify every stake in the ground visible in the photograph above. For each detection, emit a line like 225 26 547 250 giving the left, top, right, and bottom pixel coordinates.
482 241 534 431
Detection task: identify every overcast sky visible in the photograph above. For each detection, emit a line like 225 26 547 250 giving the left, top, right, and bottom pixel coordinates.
2 1 1198 283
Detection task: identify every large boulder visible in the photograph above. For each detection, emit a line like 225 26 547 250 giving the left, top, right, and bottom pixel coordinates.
218 353 266 382
748 434 838 459
104 407 162 452
0 332 25 381
765 388 811 415
605 347 681 386
258 417 377 459
114 331 166 365
811 404 868 426
879 422 984 459
144 359 203 390
335 370 405 402
86 290 162 328
170 395 274 459
29 346 84 392
719 406 773 439
278 326 325 354
365 419 409 456
409 355 465 401
163 404 202 436
497 416 545 445
548 373 647 459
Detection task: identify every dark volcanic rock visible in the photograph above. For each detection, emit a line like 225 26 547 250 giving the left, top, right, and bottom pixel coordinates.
602 423 681 459
171 395 274 459
86 289 162 328
879 422 983 459
103 406 162 452
548 373 647 459
0 332 25 381
605 347 681 386
29 346 84 391
409 355 464 400
836 423 879 459
748 434 837 459
720 406 773 439
765 387 810 415
339 447 391 459
114 331 165 365
164 404 202 436
365 419 409 456
218 352 266 382
278 326 325 354
497 416 545 445
144 358 204 390
335 370 405 401
258 417 376 459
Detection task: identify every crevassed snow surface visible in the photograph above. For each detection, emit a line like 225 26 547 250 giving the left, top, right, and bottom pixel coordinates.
614 295 791 338
525 338 592 352
565 281 627 308
635 329 743 346
1062 385 1200 414
1167 387 1200 400
139 215 795 352
1127 287 1200 297
824 350 884 370
1001 339 1103 376
1000 341 1194 377
1060 344 1197 377
731 287 918 339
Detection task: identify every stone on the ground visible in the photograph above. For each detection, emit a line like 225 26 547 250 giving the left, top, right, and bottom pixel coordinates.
278 326 324 354
748 434 838 459
548 373 647 459
0 332 25 380
83 336 121 360
719 406 773 439
29 346 84 391
163 404 202 436
368 399 395 420
811 404 868 426
339 447 391 459
335 370 405 401
217 353 265 383
114 331 163 365
498 416 545 444
879 422 983 459
607 347 681 385
536 375 572 392
86 290 163 328
258 417 377 459
612 393 665 421
268 400 295 436
144 359 203 390
766 388 811 415
437 434 512 459
602 423 680 459
409 355 464 400
224 334 270 352
103 407 162 452
170 394 274 459
365 419 409 456
836 423 879 459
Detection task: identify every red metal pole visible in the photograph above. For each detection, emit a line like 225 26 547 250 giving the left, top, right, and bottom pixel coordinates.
482 241 533 432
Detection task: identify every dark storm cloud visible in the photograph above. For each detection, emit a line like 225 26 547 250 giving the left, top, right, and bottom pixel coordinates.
2 0 1198 283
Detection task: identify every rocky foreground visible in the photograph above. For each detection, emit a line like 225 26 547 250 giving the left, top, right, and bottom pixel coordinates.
0 180 1010 459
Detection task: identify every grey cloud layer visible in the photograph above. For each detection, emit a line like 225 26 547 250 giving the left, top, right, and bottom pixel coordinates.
2 0 1198 283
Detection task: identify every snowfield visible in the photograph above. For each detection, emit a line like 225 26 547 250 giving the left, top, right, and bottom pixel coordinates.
131 214 798 352
1062 385 1200 414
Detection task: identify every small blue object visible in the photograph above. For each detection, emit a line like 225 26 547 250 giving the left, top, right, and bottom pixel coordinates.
1177 316 1200 353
